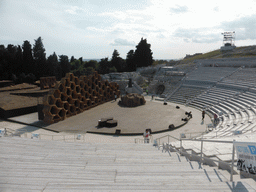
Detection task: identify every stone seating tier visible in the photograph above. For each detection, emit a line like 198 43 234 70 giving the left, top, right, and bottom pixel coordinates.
185 67 237 82
222 68 256 86
2 137 254 191
175 82 256 137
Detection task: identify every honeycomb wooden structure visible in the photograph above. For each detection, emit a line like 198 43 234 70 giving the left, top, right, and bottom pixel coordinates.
42 72 120 124
40 76 56 90
120 93 146 107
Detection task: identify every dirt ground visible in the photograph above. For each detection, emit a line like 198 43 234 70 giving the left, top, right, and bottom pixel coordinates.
0 83 48 111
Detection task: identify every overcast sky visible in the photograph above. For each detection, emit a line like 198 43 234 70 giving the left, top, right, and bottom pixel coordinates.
1 0 256 60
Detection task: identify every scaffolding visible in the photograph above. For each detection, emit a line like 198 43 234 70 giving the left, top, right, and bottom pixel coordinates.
221 31 235 47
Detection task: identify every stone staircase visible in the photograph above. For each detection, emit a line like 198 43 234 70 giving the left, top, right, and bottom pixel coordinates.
0 137 255 191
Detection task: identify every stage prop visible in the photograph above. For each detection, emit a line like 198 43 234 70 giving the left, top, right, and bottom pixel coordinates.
42 72 120 124
120 93 146 107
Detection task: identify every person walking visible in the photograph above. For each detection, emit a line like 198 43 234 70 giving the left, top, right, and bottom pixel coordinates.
114 94 117 101
202 110 205 121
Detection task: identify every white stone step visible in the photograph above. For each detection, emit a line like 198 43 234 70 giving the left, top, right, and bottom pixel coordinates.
1 137 255 192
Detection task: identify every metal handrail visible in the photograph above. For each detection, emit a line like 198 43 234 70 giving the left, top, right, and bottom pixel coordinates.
178 138 236 182
135 136 153 144
5 131 87 143
163 142 236 175
196 129 252 139
3 128 16 135
155 134 180 147
164 83 183 102
156 134 180 141
154 133 237 182
181 131 206 139
181 138 233 143
134 138 144 143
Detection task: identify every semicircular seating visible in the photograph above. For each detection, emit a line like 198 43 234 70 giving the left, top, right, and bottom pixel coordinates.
166 66 256 138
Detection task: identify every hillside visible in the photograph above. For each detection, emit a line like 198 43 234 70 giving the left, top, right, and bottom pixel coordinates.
180 45 256 64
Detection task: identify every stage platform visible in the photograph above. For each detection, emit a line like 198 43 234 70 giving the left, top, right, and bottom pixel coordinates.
9 99 188 135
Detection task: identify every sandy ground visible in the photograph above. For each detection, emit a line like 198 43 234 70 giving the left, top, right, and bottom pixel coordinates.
1 96 212 143
44 98 187 134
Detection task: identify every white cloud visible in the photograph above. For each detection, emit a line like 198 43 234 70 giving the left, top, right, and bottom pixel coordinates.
213 6 219 12
170 5 189 14
65 6 86 15
110 38 135 46
173 27 221 44
1 0 256 59
220 14 256 40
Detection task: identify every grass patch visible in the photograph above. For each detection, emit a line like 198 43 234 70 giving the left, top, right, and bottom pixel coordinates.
181 49 221 63
179 45 256 64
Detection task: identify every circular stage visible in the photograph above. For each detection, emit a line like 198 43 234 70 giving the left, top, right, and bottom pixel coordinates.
45 100 188 135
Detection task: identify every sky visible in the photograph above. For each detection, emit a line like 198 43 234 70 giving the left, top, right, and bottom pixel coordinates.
1 0 256 60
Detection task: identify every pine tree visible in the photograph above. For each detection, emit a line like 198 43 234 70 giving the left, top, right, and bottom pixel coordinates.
6 44 17 78
22 40 34 75
15 45 23 75
33 37 46 78
98 58 110 74
133 38 153 68
70 56 75 63
59 55 71 78
126 50 135 71
0 45 6 79
111 49 125 72
47 52 61 79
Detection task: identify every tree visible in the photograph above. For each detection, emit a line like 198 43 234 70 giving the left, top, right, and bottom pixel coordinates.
126 49 135 71
79 57 83 64
0 45 5 62
133 38 153 68
22 40 34 75
110 49 125 72
84 67 94 76
109 66 117 73
75 60 82 70
0 45 8 79
118 58 126 72
6 44 17 78
86 60 97 69
111 49 119 61
33 37 47 78
59 55 71 78
15 45 23 75
0 45 5 79
98 58 110 74
70 56 75 63
47 52 61 79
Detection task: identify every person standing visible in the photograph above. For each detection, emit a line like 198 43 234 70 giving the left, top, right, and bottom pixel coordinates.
114 94 117 101
143 129 151 143
202 110 205 120
214 113 218 125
